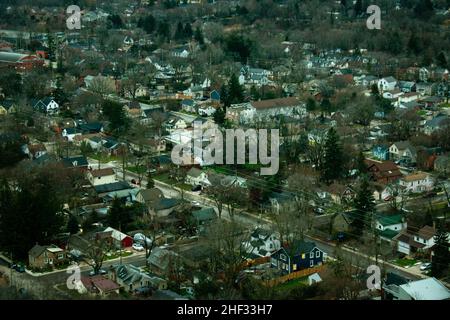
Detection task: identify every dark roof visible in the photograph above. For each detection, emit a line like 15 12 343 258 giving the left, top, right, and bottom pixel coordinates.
94 181 131 194
62 156 89 168
28 244 47 258
153 198 180 210
377 214 404 226
282 240 317 257
385 272 410 286
192 207 216 222
251 97 300 110
78 122 103 133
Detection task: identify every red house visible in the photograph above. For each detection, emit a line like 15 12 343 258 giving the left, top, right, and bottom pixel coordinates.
365 159 403 184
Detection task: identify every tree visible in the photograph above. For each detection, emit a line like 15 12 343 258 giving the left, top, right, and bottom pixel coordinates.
321 127 344 184
102 100 129 134
174 22 185 40
354 0 363 16
356 151 367 175
84 238 111 274
194 26 204 45
138 15 156 34
228 74 244 104
213 106 226 125
431 220 449 277
108 14 124 29
67 214 79 235
0 70 22 97
436 51 448 69
306 97 316 112
106 197 133 231
414 0 434 20
146 171 155 189
351 175 375 237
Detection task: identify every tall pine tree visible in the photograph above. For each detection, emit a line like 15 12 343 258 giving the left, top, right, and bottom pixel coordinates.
352 175 375 237
431 220 450 277
321 127 344 184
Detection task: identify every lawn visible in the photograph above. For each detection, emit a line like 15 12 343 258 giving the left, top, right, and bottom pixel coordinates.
105 250 133 261
393 258 417 268
90 153 120 164
127 165 147 174
276 276 308 291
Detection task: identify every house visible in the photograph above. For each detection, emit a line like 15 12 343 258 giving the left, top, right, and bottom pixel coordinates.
62 127 82 142
28 244 67 270
389 141 417 164
210 90 220 102
249 97 305 121
136 188 164 207
78 122 104 134
424 115 449 135
271 241 324 274
268 192 297 214
372 145 389 160
383 89 404 100
397 81 416 93
26 143 47 159
378 77 397 92
398 172 434 193
375 213 407 241
186 168 210 187
87 168 117 186
181 99 196 113
147 247 182 275
191 207 217 233
416 82 434 96
419 67 430 82
243 228 281 258
79 275 121 296
102 227 133 249
434 155 450 174
62 155 89 170
383 277 450 300
109 263 167 293
171 46 190 58
0 100 16 115
198 104 217 117
150 198 181 217
94 181 132 197
394 225 438 256
31 97 59 114
365 159 402 184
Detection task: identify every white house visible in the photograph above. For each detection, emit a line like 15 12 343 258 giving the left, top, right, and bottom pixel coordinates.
378 76 397 92
185 168 211 187
383 277 450 300
398 172 434 193
62 128 82 142
243 228 281 258
32 97 59 114
394 225 444 256
87 168 117 186
375 214 407 241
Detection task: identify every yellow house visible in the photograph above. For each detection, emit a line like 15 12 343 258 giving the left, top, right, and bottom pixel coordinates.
0 100 16 115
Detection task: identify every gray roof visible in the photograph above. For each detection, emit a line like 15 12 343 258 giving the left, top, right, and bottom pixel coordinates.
0 51 29 63
28 244 47 258
399 278 450 300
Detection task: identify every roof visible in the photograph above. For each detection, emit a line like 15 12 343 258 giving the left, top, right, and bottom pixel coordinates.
402 172 429 182
418 225 436 240
111 264 151 286
90 168 115 178
187 167 203 178
137 188 163 203
103 227 131 242
192 207 216 222
251 97 300 110
377 214 404 226
62 156 89 168
82 275 120 293
153 198 180 210
0 51 30 63
392 141 414 151
383 76 397 83
94 181 131 194
148 247 179 271
282 240 317 257
399 278 450 300
28 245 47 258
379 229 399 239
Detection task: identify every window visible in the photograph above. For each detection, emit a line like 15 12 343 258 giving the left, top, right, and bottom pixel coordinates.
310 260 314 267
301 253 305 259
280 254 287 261
44 258 49 264
316 251 320 258
310 252 314 259
58 253 64 260
293 264 297 271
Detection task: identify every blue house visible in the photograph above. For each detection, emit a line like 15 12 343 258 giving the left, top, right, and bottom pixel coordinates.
373 145 389 160
271 241 324 274
210 90 220 102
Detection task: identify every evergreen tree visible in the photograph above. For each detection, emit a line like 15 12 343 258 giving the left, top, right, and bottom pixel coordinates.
306 97 316 112
213 106 226 125
146 172 155 189
194 27 204 45
174 22 185 40
431 220 450 277
138 15 156 34
320 98 332 115
220 84 231 108
228 74 244 104
321 127 344 184
356 151 367 175
354 0 363 16
407 33 422 55
414 0 434 20
352 175 375 237
107 197 132 231
67 214 79 235
184 23 193 38
436 52 448 69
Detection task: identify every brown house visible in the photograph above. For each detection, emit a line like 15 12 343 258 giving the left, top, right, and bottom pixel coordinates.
28 244 67 270
364 159 403 184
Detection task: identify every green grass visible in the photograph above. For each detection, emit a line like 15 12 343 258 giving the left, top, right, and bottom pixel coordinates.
393 258 417 268
104 250 133 261
276 276 308 291
90 153 120 163
127 165 147 174
153 172 172 184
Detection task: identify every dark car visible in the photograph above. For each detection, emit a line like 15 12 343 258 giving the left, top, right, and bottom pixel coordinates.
11 264 25 273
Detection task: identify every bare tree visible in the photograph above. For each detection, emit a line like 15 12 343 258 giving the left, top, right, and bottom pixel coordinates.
84 238 112 274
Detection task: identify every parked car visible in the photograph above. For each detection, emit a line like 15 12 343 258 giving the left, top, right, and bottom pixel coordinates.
10 264 25 273
133 233 152 247
191 200 201 206
89 269 107 276
420 262 432 271
132 243 144 251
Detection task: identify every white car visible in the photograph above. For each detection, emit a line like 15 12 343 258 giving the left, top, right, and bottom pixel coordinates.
132 243 144 251
191 200 201 206
420 262 432 271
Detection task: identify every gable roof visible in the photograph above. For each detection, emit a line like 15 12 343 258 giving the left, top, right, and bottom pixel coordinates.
94 181 131 194
251 97 300 110
62 156 89 168
103 227 130 242
28 244 47 258
281 240 317 257
399 278 450 300
90 168 115 178
377 213 404 226
417 225 436 240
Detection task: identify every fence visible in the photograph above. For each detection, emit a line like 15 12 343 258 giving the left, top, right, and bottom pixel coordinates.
264 265 325 287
